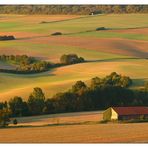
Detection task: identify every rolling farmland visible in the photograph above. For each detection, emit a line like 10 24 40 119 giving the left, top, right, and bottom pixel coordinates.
0 14 148 100
0 12 148 143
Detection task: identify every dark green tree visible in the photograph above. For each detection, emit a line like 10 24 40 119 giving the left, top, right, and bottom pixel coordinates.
71 81 87 93
28 87 45 115
9 96 29 117
0 108 11 127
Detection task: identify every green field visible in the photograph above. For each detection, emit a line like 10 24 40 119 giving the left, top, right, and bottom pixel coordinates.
0 14 148 101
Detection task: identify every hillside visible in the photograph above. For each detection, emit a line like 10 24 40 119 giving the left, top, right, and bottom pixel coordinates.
0 14 148 101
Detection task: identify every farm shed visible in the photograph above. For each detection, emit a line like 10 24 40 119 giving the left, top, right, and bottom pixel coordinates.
103 107 148 121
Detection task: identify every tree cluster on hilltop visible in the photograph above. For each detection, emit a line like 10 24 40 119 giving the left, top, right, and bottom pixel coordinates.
0 5 147 15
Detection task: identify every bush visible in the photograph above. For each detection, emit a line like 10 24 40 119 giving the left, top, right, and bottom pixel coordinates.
13 119 18 125
96 27 107 31
51 32 62 36
40 21 48 24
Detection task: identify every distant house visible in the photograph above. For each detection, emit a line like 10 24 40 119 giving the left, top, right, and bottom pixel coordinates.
103 107 148 121
89 11 101 16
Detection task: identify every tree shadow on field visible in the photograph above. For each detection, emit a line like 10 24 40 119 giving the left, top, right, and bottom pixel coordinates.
86 57 144 63
114 42 148 59
16 35 50 41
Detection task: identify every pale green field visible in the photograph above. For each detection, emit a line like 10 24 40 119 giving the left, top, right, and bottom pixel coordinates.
0 14 148 101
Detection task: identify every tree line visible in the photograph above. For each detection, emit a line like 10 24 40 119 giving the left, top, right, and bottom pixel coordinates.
0 5 147 15
1 72 148 127
0 54 85 74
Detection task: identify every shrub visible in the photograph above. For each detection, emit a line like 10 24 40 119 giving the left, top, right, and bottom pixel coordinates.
0 35 15 41
40 21 48 24
51 32 62 36
13 119 18 125
96 27 107 31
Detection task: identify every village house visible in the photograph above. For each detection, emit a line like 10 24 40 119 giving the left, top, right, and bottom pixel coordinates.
103 106 148 121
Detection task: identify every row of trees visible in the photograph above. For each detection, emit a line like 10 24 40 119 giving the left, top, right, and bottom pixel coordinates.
0 5 147 15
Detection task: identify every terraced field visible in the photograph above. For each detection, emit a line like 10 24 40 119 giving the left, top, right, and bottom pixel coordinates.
0 14 148 101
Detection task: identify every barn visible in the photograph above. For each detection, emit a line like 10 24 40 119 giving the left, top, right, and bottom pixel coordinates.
103 106 148 121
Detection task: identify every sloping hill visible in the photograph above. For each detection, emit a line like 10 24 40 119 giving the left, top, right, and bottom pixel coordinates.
0 14 148 101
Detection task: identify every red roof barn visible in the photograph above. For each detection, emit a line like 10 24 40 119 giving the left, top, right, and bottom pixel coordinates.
103 106 148 121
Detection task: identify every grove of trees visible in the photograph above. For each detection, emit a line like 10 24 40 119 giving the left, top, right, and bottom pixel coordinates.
60 54 85 65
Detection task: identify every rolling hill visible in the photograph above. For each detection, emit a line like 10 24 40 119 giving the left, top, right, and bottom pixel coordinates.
0 14 148 101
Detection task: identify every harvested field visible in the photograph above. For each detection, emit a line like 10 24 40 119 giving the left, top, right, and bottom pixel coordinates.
10 111 103 126
0 111 148 143
0 13 148 144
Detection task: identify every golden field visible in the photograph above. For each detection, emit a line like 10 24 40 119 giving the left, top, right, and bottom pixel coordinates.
0 111 148 143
